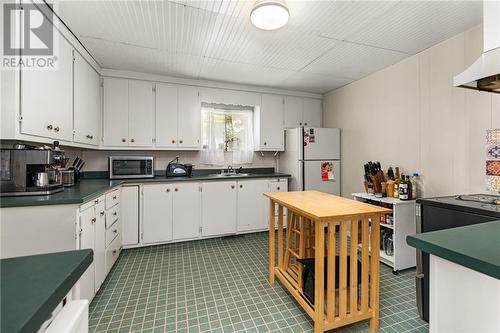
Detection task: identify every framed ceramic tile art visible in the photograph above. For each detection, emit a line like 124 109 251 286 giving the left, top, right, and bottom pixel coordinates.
486 129 500 191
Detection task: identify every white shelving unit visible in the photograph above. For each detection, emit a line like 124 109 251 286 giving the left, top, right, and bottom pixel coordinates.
352 192 416 274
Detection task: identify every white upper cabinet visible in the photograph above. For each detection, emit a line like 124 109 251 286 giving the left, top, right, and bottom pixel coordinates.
284 96 304 128
303 98 322 127
156 83 178 148
177 86 201 149
103 78 129 146
142 184 173 244
201 181 237 237
21 33 73 142
284 96 322 128
74 52 100 146
103 78 154 147
172 182 201 240
129 80 154 147
255 94 284 151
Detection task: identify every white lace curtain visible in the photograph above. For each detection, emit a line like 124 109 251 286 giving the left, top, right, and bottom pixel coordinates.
200 104 254 166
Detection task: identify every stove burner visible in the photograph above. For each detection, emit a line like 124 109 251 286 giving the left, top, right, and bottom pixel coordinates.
456 194 500 205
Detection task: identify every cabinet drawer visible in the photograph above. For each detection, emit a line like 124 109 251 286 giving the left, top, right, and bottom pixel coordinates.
105 189 120 209
105 204 120 228
105 221 120 247
105 234 121 274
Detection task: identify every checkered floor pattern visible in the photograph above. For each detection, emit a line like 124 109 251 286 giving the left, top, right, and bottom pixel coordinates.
89 232 428 333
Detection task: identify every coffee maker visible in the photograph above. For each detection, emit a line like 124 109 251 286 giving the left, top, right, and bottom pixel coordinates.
0 148 65 196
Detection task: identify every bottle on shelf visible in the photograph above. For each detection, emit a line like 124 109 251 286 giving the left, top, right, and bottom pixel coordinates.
411 173 419 199
399 174 410 200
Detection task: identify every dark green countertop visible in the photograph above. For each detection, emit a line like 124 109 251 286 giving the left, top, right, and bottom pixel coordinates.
407 220 500 279
1 250 93 333
0 170 290 208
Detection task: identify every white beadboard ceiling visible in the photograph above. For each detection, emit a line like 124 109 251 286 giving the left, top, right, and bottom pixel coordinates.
54 0 483 94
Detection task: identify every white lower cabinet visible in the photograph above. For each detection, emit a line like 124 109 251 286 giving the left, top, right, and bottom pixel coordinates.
237 179 269 232
78 206 96 302
172 183 201 240
269 179 288 227
94 200 106 292
142 184 173 244
121 186 140 246
201 181 237 237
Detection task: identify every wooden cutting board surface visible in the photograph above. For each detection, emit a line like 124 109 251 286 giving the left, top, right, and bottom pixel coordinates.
263 190 391 221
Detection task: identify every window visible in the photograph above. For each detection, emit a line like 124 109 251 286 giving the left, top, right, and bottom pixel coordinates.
200 103 254 166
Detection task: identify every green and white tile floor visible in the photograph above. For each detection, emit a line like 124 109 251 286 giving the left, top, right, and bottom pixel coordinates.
89 232 428 333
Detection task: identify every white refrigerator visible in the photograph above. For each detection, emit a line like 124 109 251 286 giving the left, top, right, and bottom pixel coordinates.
279 127 341 195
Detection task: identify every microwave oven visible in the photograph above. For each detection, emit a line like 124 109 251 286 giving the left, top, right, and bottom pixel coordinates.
109 156 154 179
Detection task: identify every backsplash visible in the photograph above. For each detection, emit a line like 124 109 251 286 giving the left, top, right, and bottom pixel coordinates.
64 149 278 172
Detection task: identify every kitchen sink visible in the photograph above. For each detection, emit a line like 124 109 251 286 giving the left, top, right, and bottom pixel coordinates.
208 173 252 177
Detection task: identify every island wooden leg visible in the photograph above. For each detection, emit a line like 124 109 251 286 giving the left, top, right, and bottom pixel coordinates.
269 200 276 285
369 215 381 332
314 220 325 333
277 206 284 269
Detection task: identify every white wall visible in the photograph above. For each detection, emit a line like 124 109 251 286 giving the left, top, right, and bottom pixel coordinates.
323 24 500 198
64 149 277 172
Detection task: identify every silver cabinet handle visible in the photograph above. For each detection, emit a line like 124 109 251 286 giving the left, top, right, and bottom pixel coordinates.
47 124 53 130
54 126 60 132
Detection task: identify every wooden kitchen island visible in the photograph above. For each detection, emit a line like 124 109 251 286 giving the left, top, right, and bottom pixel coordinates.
264 191 391 333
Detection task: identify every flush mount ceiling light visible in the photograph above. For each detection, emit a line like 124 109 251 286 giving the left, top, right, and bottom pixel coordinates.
250 0 289 31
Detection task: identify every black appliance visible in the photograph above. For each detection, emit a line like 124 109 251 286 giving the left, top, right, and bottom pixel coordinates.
415 194 500 322
166 157 193 177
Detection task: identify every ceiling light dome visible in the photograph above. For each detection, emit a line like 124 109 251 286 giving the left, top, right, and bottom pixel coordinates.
250 0 289 31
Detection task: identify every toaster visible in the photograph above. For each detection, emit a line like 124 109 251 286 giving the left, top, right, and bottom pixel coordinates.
166 158 193 177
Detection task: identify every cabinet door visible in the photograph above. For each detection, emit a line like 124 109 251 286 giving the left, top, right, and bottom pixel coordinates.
74 52 100 146
269 179 288 226
21 34 73 141
237 180 269 232
79 207 95 301
303 98 322 127
172 182 201 240
94 200 106 292
178 86 200 149
142 184 173 244
284 96 303 128
155 83 178 148
259 94 284 150
129 80 154 147
201 181 237 236
103 78 128 146
121 186 139 246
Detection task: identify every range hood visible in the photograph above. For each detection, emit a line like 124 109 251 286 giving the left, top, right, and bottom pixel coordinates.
454 1 500 94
